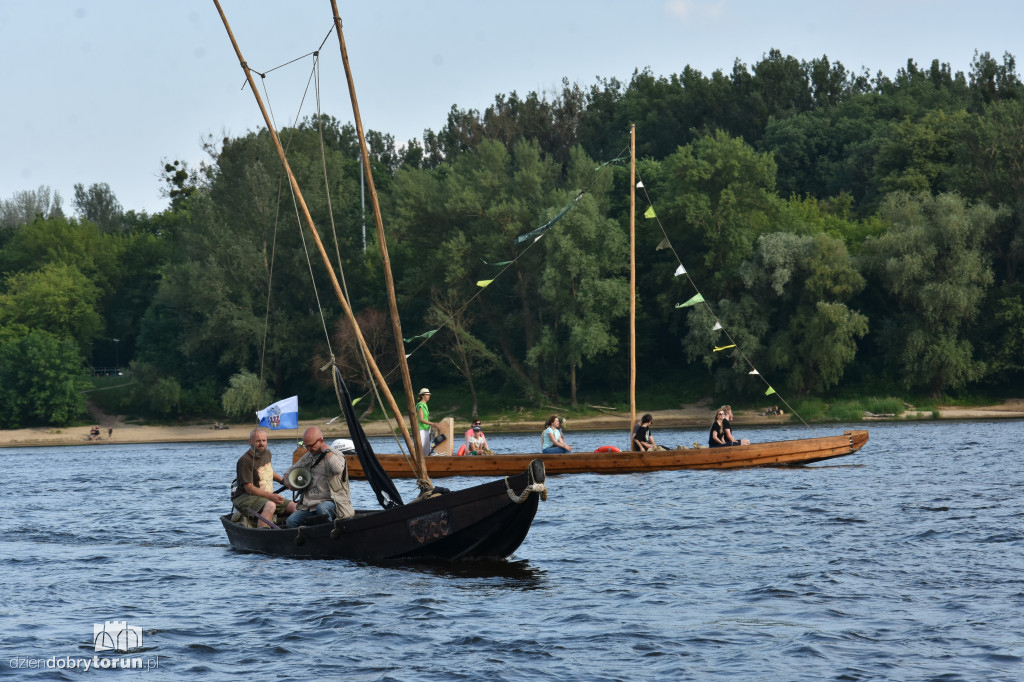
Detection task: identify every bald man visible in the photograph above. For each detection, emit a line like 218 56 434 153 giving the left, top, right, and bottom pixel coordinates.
231 428 297 528
281 426 353 528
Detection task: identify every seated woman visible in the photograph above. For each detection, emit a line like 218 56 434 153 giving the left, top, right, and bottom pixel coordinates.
709 410 729 447
541 415 573 454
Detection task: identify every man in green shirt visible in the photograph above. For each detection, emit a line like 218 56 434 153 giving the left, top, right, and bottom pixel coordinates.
416 387 441 456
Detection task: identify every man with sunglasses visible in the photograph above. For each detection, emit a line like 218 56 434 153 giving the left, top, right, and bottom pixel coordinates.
281 426 353 528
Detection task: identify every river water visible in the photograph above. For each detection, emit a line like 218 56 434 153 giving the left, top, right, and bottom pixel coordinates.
2 420 1022 680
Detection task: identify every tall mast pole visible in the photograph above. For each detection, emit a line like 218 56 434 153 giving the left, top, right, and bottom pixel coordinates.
629 124 637 450
330 0 429 480
212 0 421 472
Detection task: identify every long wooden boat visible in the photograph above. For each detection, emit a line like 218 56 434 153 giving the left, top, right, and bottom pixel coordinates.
342 430 868 478
222 459 546 560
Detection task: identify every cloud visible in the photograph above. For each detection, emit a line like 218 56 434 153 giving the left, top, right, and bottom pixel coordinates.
664 0 726 23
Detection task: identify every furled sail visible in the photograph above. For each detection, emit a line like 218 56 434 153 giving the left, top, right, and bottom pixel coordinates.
332 365 403 509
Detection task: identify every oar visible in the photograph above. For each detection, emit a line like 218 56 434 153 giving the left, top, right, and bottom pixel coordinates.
247 507 281 530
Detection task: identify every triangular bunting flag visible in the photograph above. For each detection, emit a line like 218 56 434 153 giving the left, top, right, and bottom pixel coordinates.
675 293 704 308
481 258 513 267
636 181 644 188
748 369 759 375
476 279 494 288
655 237 671 251
403 329 438 344
674 264 686 276
714 344 736 352
713 322 722 331
644 206 656 219
765 386 776 396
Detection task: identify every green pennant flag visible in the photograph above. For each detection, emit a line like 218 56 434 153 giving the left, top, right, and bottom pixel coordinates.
480 258 513 266
593 155 628 170
713 344 736 352
476 279 494 288
403 329 438 344
352 396 362 406
675 293 704 308
655 237 671 251
644 206 656 219
513 196 580 244
765 386 776 396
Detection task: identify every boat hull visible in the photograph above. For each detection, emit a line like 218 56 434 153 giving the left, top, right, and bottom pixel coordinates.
346 430 869 478
222 462 544 561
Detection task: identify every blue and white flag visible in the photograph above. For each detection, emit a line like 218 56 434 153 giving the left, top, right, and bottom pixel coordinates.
256 395 298 430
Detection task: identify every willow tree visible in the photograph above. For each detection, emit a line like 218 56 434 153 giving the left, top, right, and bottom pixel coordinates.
862 191 1000 396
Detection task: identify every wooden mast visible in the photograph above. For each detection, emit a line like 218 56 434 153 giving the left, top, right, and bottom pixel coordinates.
629 124 636 450
328 0 430 486
212 0 421 472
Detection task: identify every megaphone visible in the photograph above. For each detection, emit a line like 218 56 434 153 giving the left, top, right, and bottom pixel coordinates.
287 466 312 491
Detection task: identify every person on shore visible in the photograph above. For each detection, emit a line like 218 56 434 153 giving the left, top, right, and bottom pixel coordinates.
541 416 573 454
632 413 666 451
465 421 494 456
231 428 297 528
720 405 751 445
416 388 442 456
282 426 353 528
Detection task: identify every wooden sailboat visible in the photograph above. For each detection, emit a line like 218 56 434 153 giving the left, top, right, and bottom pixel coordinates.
215 0 546 560
350 124 868 477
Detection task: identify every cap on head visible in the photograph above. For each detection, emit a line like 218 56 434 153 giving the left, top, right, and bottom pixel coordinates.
418 387 431 396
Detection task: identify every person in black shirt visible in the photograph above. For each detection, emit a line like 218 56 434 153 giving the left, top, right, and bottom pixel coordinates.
632 414 666 451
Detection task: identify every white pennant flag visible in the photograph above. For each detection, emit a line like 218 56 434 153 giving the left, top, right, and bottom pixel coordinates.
748 369 759 375
713 322 722 330
674 264 686 276
636 181 644 188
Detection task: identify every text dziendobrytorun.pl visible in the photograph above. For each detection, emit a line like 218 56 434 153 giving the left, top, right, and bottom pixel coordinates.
9 655 160 671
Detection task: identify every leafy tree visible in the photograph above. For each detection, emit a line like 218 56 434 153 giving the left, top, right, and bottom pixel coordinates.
73 182 124 233
861 192 1001 396
426 290 503 418
658 131 781 297
0 263 104 354
528 192 628 405
681 229 867 396
221 369 270 420
0 186 65 229
0 216 123 296
0 326 90 427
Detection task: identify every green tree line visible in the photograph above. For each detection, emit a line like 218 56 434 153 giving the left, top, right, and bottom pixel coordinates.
1 49 1022 427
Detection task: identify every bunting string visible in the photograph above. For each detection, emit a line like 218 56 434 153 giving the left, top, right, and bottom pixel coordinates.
634 165 810 431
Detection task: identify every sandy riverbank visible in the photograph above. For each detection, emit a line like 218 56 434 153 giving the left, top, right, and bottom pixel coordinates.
1 400 1022 448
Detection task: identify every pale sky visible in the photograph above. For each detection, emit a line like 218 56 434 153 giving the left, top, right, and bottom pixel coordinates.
1 0 1020 215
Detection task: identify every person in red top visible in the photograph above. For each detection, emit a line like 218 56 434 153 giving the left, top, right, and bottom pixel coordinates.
464 420 493 455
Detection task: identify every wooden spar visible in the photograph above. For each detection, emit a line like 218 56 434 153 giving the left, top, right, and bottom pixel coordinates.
328 0 430 487
212 0 420 469
628 124 636 450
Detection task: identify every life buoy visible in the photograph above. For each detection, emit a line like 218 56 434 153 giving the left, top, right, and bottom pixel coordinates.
594 445 621 453
456 443 467 457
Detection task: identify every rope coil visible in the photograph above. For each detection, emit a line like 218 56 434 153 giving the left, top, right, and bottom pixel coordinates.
505 478 548 504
